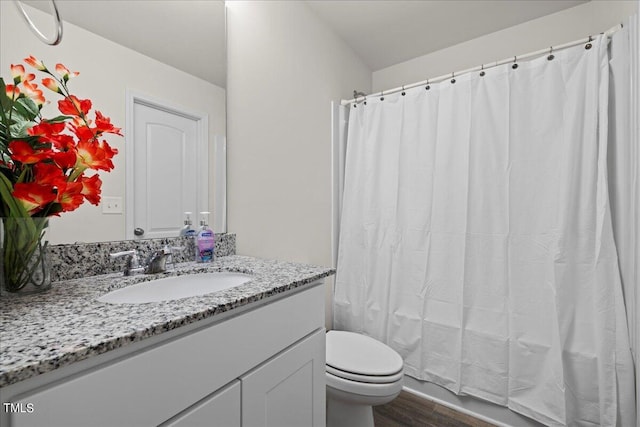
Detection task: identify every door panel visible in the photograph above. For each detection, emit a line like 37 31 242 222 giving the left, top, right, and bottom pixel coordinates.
241 330 326 427
131 101 203 239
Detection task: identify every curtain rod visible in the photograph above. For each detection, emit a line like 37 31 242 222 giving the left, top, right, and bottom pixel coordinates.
341 23 623 106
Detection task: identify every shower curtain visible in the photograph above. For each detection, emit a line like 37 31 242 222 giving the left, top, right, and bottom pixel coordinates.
609 15 640 427
334 35 635 427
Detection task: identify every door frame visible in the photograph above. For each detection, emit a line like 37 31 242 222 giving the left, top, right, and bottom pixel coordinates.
125 90 209 240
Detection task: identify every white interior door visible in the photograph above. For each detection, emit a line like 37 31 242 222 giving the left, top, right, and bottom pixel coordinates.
126 94 208 239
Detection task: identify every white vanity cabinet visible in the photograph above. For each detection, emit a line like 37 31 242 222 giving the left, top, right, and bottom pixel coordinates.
241 330 325 427
0 282 326 427
164 380 242 427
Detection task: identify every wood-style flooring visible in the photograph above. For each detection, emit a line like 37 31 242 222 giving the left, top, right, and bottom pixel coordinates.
373 391 497 427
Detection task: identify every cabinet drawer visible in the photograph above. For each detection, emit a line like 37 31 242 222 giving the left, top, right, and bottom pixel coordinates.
161 380 240 427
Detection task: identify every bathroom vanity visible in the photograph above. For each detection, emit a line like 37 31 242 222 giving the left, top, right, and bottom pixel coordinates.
0 255 334 427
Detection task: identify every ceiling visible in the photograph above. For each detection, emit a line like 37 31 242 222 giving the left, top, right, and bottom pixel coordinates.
307 0 588 71
23 0 588 87
23 0 227 88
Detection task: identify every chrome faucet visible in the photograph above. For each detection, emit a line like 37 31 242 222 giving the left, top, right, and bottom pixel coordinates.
145 250 171 274
110 247 175 276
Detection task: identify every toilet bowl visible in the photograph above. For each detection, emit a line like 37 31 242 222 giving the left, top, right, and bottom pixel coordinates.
326 330 404 427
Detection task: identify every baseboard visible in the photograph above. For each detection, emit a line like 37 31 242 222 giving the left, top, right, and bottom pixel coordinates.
402 376 544 427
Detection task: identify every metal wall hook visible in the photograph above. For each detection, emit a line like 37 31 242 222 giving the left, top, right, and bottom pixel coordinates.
13 0 63 45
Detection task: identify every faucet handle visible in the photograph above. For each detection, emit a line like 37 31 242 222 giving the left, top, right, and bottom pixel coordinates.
110 250 141 268
110 250 137 258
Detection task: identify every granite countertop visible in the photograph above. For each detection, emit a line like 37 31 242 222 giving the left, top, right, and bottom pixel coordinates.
0 255 335 388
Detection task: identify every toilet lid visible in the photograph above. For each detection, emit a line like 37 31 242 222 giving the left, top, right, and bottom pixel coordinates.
326 330 403 377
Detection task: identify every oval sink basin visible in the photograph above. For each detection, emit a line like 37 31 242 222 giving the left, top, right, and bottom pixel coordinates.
97 272 253 304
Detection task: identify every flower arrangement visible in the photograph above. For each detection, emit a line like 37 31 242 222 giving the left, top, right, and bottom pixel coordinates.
0 56 121 293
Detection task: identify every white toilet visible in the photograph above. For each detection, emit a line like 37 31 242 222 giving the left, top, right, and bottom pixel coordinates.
325 330 404 427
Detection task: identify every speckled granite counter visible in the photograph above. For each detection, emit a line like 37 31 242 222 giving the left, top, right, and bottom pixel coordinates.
0 255 334 388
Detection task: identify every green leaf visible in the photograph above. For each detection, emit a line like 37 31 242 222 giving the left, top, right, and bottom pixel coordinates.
9 120 32 138
0 122 8 144
0 78 13 128
0 173 29 218
8 109 27 124
13 98 39 122
45 115 73 124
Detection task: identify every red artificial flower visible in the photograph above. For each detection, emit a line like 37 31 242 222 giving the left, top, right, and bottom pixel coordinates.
33 163 66 186
72 116 90 127
12 182 56 215
10 64 34 84
28 121 66 138
8 141 52 164
21 80 45 107
94 111 122 136
79 174 102 205
72 124 96 142
42 77 61 94
55 181 84 212
55 63 79 81
58 95 91 117
24 55 47 71
5 84 20 100
53 150 77 170
45 134 75 151
2 57 121 219
76 139 118 171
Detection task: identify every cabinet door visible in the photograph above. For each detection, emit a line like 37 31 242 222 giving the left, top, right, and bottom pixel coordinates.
161 380 240 427
241 330 325 427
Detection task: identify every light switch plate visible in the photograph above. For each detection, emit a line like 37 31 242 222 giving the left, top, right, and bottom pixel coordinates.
102 196 123 214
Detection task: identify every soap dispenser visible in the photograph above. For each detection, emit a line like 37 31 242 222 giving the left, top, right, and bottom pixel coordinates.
179 212 196 237
195 212 215 263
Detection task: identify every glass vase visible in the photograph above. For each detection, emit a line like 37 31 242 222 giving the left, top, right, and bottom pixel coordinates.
0 217 51 295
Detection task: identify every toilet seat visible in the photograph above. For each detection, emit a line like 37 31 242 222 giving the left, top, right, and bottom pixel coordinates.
326 364 404 384
326 330 404 384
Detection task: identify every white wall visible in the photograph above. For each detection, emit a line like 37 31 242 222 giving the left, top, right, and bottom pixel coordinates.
373 0 638 92
226 0 371 327
0 2 225 244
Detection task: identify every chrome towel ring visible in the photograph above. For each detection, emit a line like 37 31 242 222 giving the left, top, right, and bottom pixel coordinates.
13 0 63 45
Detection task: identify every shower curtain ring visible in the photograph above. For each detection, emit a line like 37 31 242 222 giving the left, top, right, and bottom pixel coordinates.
512 56 519 69
380 91 385 101
480 64 485 77
451 72 456 84
585 36 593 50
425 79 430 91
548 46 555 61
401 85 406 96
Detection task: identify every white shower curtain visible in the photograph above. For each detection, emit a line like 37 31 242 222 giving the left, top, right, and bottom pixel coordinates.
334 35 635 427
609 15 639 427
